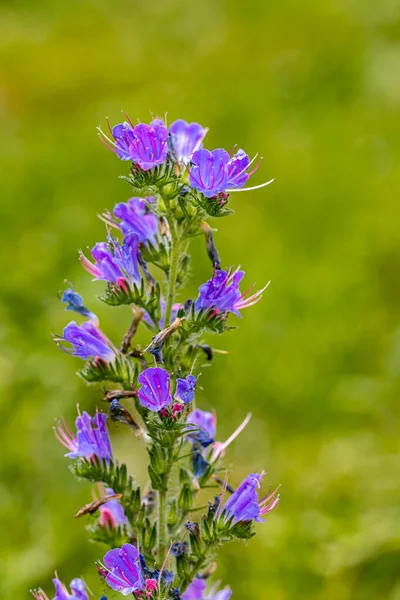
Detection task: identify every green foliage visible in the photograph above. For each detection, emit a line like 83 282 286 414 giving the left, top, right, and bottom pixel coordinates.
80 354 137 388
100 279 161 323
72 457 134 497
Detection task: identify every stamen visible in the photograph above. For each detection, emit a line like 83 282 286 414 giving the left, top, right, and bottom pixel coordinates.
227 178 275 192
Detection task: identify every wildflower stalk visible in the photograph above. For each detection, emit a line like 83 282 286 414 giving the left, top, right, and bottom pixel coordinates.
158 443 175 558
162 191 180 328
46 115 279 600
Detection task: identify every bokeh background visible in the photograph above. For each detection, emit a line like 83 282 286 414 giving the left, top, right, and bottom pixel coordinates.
1 0 400 598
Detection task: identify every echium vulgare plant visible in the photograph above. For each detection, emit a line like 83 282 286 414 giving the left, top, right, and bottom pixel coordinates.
32 116 279 600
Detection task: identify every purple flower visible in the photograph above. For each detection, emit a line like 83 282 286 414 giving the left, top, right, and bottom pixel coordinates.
182 579 207 600
226 149 251 188
129 122 169 170
186 408 216 447
54 321 115 362
54 410 113 462
195 268 267 318
169 119 207 163
31 577 89 600
103 197 159 246
111 122 136 160
137 367 172 412
102 543 144 595
175 374 197 405
61 289 97 322
182 579 232 600
80 233 140 286
223 473 280 524
99 487 128 528
189 149 230 198
104 118 169 170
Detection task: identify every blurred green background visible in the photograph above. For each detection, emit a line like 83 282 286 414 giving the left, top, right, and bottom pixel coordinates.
1 0 400 598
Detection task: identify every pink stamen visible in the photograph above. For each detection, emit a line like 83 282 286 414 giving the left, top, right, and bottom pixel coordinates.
79 251 102 278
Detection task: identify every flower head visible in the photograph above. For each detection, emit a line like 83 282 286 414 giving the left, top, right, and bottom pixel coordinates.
54 321 114 362
102 543 144 595
226 149 252 188
182 579 232 600
31 577 89 600
61 289 97 322
169 119 207 163
174 374 197 405
54 410 113 462
189 149 230 198
104 118 169 170
129 121 169 170
186 409 216 447
195 268 268 318
104 197 159 246
137 367 172 412
99 487 128 528
111 122 136 160
80 233 140 286
223 472 280 524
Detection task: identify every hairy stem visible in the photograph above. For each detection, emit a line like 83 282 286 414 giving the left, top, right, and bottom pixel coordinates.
158 445 174 559
163 195 180 327
180 541 217 593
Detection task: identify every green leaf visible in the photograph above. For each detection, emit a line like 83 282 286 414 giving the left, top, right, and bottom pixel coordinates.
79 354 137 388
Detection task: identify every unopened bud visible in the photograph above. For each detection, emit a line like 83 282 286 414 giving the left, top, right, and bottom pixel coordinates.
178 482 193 512
200 222 221 269
109 399 141 436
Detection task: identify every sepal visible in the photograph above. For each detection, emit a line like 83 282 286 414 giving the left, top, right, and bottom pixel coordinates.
80 354 137 387
71 457 133 496
190 189 233 218
100 279 161 324
180 303 232 337
86 522 130 547
120 162 179 195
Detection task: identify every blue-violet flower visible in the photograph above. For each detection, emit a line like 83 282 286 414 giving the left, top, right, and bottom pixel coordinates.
169 119 207 164
189 149 230 198
61 289 97 322
223 473 280 524
102 543 144 596
80 233 140 286
182 578 232 600
54 321 115 362
195 268 267 318
106 119 169 170
31 576 88 600
102 197 159 246
54 410 113 462
137 367 172 412
174 374 197 405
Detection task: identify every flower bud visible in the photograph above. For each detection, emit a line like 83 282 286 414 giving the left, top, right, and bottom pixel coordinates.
168 498 179 528
178 482 193 513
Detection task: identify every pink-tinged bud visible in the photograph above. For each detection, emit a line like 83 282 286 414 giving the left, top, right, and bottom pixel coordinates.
116 277 129 293
99 507 116 529
145 579 157 597
159 409 168 419
171 402 184 419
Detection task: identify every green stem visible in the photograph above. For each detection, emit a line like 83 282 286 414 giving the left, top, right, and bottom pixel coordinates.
181 541 217 593
158 446 174 559
163 195 180 327
158 488 167 556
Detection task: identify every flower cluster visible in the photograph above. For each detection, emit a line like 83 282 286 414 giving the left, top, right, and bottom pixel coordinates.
37 113 278 600
99 116 273 199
